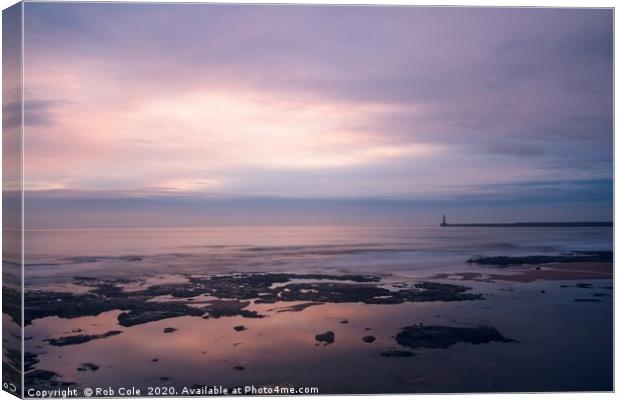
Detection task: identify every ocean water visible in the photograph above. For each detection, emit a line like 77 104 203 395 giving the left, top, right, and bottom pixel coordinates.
16 225 614 393
24 225 613 283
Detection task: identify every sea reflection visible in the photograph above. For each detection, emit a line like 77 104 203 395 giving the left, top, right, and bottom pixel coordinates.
26 277 612 393
21 226 613 393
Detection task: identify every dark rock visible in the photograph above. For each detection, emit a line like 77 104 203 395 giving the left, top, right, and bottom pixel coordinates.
163 327 177 333
76 363 99 372
257 280 481 305
576 283 593 289
381 350 415 357
25 368 75 391
395 324 516 349
315 331 335 345
561 283 602 290
362 335 376 343
233 325 246 332
467 251 612 267
233 366 245 371
3 286 23 326
202 300 265 319
24 352 38 372
46 331 122 347
272 302 324 313
23 273 483 329
118 309 199 327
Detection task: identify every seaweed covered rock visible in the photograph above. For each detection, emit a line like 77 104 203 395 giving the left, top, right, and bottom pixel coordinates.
395 324 515 349
467 251 612 267
24 273 484 328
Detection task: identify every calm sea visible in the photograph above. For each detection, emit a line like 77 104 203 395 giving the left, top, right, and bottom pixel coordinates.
24 225 613 284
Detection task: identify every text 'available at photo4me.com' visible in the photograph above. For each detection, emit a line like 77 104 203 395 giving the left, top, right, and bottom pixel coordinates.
27 385 320 398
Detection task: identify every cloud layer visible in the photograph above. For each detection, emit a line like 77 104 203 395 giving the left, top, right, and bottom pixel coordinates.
19 4 613 225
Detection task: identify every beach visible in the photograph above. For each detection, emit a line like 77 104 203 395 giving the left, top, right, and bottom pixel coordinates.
6 225 613 393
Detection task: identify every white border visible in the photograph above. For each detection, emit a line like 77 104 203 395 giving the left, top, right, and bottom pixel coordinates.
0 2 616 400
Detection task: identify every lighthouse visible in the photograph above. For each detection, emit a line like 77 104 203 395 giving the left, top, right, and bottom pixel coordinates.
440 214 447 227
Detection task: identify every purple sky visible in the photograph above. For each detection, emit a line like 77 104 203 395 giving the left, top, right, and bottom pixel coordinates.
19 4 613 226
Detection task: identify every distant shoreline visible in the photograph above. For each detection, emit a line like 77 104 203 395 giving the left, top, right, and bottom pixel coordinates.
441 222 612 228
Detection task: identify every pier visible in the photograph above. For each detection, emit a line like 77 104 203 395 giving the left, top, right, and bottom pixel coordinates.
439 215 612 228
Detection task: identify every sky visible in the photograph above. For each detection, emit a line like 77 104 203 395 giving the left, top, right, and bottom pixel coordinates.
18 4 613 227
